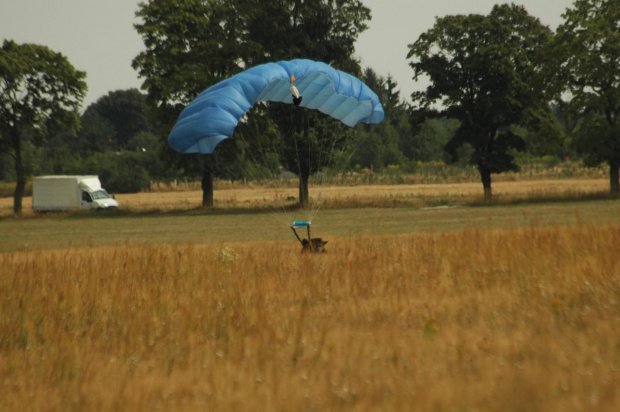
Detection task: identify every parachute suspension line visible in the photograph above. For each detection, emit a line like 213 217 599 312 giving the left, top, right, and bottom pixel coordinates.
304 112 314 222
290 108 305 215
233 113 293 229
290 108 315 223
307 120 345 223
307 116 326 222
300 111 330 224
267 107 304 227
314 122 361 222
286 75 306 216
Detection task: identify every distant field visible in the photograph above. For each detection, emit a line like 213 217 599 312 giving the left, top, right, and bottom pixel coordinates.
0 178 613 217
87 178 617 211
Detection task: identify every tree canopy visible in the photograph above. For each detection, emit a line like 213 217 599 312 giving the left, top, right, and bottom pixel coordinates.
407 4 554 199
240 0 371 207
553 0 620 192
133 0 372 207
0 39 87 214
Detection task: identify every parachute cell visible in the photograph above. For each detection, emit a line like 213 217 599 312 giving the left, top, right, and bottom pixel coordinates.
168 59 385 154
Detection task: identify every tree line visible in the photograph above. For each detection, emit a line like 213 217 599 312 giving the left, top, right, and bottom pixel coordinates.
1 0 619 214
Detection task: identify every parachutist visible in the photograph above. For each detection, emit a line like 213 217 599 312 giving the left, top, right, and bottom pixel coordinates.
300 238 328 253
291 221 328 253
290 75 302 106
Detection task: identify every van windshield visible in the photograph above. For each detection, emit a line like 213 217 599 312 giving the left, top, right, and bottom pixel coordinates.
90 190 111 200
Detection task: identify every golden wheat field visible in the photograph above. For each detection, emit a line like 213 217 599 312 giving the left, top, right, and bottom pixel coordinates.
1 220 620 411
0 178 612 217
113 178 615 212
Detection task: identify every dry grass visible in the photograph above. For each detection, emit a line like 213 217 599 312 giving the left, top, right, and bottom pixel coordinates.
118 178 614 212
0 178 612 217
2 222 620 411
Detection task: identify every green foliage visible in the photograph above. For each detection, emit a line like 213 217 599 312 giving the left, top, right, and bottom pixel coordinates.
242 0 371 205
133 0 373 206
9 1 610 202
553 0 620 191
12 87 168 194
349 127 384 170
573 113 620 167
133 0 269 205
0 39 87 213
406 118 459 162
13 102 167 194
52 127 170 194
407 4 554 197
273 107 352 178
215 113 282 181
75 151 151 194
80 89 155 151
133 0 245 121
520 106 571 159
77 108 116 154
347 69 415 172
350 121 405 170
0 40 87 139
242 0 370 71
68 89 157 157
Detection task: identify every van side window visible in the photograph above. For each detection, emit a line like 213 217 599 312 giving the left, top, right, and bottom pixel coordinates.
82 191 92 202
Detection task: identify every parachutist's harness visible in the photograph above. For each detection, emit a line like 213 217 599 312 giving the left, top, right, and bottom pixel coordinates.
291 221 328 253
290 75 303 106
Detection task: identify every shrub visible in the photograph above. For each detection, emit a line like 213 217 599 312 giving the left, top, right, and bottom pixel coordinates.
75 151 151 193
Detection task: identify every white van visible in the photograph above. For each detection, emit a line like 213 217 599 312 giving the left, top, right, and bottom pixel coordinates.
32 175 119 211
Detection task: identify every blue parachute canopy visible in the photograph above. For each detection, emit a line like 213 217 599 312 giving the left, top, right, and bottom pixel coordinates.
168 59 385 154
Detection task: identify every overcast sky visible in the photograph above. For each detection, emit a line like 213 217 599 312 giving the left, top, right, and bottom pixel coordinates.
1 0 575 108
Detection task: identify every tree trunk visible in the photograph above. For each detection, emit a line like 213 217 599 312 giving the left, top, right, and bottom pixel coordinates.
298 168 309 209
610 160 620 194
201 155 214 207
13 134 24 216
479 167 493 202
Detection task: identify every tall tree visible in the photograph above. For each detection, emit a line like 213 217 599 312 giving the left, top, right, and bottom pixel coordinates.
407 4 553 200
134 0 371 208
76 106 116 155
350 69 411 170
0 40 86 214
69 88 155 155
406 118 459 162
84 89 154 150
133 0 246 206
553 0 620 193
243 0 371 206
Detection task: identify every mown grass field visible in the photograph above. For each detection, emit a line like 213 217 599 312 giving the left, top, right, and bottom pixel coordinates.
0 197 619 253
1 179 620 411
